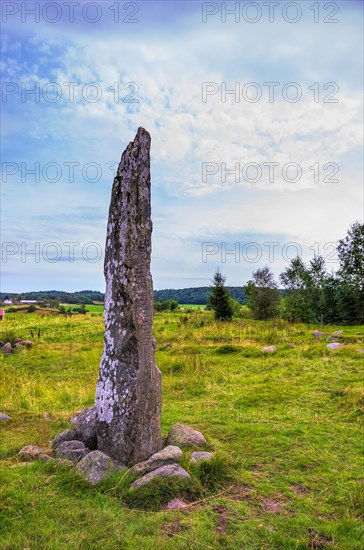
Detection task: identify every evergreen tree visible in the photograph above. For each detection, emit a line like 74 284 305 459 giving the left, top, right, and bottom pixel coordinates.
245 266 280 320
208 269 233 321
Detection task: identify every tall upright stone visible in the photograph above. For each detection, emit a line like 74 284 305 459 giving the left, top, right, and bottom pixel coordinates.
95 127 162 466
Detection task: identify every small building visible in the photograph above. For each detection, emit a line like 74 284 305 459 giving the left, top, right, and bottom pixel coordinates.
20 300 38 304
3 299 12 305
0 309 5 320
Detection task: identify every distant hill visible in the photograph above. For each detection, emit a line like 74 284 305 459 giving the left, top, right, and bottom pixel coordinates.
1 287 247 306
154 287 247 305
0 290 104 305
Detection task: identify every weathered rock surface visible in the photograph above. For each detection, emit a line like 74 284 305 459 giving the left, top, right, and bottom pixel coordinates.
73 406 97 449
165 499 188 509
95 127 162 466
327 343 343 350
76 450 121 485
18 340 33 348
190 451 214 463
1 343 12 353
51 429 77 448
312 331 324 338
18 445 44 458
0 412 11 421
166 423 206 448
132 445 182 474
54 440 89 462
132 464 190 488
261 346 276 352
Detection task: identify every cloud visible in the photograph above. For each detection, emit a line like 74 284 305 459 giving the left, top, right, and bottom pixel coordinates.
1 1 363 290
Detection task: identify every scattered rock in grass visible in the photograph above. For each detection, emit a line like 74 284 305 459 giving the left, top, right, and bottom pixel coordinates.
51 429 77 448
76 450 122 485
164 499 188 510
72 406 97 449
190 451 214 463
133 445 183 475
358 349 364 354
312 331 324 338
261 346 276 353
54 440 89 462
18 445 45 459
166 423 206 448
1 343 12 354
0 412 11 421
132 464 191 488
330 330 343 337
326 343 343 350
43 412 52 422
326 337 338 342
17 340 33 348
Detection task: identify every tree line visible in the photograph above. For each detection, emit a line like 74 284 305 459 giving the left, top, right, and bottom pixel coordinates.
208 222 364 325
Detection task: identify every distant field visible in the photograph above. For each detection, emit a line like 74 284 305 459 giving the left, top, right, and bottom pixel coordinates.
61 303 104 313
1 311 363 548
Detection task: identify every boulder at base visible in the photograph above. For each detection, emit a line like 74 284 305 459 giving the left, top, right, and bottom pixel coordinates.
18 445 45 459
132 464 190 488
54 440 90 462
51 429 77 448
166 423 206 448
72 406 97 449
133 445 182 474
76 450 122 485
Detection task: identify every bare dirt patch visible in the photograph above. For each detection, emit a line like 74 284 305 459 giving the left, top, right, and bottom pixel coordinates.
212 504 229 534
308 528 334 548
290 483 309 496
227 483 254 501
261 495 287 513
161 519 189 538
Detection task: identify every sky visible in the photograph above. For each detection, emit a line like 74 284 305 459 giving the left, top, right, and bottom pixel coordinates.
1 0 363 292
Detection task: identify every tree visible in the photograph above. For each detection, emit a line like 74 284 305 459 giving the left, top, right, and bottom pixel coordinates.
245 266 280 320
280 257 310 322
208 269 233 321
336 222 364 324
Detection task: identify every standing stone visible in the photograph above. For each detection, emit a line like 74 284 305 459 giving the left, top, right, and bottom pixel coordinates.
95 127 162 466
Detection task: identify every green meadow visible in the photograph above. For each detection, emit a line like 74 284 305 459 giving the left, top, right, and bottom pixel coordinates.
0 310 363 549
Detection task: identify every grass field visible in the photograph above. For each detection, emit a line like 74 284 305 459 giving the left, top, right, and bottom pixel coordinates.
60 303 104 313
0 310 363 549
